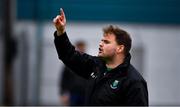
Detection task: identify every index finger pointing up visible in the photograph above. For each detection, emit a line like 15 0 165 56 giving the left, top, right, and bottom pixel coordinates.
60 8 65 18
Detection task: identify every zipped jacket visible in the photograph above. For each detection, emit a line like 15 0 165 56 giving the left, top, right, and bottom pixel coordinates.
54 31 148 106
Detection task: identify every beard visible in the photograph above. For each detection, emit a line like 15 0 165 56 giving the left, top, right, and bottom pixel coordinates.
98 53 114 63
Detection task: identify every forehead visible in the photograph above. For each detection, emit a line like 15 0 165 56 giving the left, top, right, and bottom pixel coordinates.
102 33 116 40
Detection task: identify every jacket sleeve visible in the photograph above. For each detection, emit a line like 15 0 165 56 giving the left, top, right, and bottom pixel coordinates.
126 81 149 106
54 31 95 79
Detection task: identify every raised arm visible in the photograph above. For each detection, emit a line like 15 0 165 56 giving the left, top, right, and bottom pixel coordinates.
53 9 96 79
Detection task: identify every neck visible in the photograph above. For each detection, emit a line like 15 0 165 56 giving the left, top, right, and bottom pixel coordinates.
106 55 125 69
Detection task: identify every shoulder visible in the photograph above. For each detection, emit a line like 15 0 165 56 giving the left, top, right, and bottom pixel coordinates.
122 64 148 90
127 64 146 82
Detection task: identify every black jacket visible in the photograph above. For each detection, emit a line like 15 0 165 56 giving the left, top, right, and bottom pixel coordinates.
54 32 148 106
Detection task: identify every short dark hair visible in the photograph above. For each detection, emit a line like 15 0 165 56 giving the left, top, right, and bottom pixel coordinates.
103 25 132 55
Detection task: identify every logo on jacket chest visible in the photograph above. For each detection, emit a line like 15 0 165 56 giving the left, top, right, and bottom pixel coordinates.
90 72 97 79
110 80 119 89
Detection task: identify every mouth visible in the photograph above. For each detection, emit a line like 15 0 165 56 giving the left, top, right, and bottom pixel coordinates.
99 48 103 53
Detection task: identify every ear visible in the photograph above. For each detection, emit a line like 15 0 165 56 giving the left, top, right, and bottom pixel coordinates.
116 45 125 54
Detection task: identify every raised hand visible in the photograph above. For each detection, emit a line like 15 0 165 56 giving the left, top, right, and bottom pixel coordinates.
53 8 66 36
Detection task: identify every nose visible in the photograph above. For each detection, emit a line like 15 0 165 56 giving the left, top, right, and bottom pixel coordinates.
99 41 103 47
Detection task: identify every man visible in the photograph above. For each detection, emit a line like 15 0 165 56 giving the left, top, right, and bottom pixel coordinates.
53 8 148 106
60 41 87 106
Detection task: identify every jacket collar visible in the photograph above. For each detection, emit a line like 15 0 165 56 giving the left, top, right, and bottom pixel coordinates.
104 53 131 78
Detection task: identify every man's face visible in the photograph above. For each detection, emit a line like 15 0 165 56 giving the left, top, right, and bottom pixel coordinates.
98 33 119 59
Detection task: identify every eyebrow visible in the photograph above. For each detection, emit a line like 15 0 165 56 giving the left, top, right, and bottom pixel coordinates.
101 39 110 43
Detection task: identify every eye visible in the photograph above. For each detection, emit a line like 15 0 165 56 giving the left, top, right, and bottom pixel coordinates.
103 40 110 44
